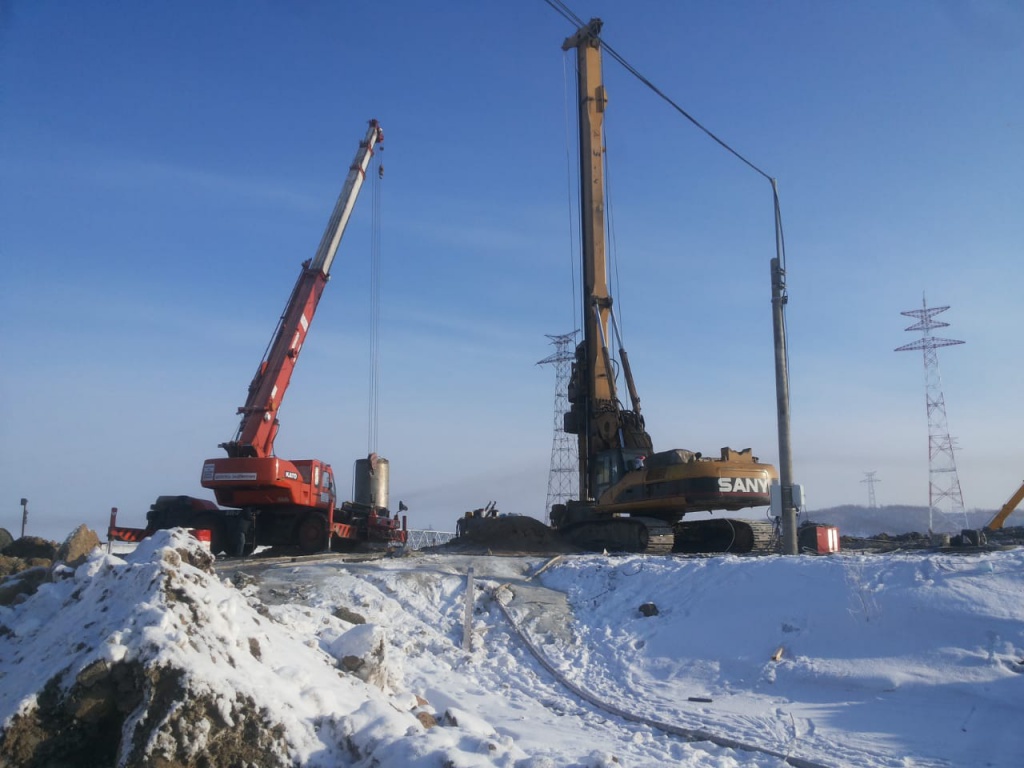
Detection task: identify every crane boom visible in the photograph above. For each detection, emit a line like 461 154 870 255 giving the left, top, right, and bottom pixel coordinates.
985 481 1024 531
222 120 384 459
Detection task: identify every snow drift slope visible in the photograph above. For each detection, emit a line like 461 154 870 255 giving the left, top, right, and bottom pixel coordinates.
265 553 771 767
0 531 530 767
3 535 1023 767
261 550 1024 767
538 551 1024 767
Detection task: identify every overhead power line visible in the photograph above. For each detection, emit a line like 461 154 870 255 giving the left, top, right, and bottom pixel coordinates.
543 2 789 277
542 0 773 182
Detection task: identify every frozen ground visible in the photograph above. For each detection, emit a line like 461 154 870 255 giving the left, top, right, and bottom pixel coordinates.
2 531 1022 766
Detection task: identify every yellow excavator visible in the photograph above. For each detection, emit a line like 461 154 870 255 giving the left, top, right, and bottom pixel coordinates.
550 19 778 555
984 482 1024 532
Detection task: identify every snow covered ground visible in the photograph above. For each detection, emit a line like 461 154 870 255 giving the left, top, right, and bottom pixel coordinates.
2 531 1022 767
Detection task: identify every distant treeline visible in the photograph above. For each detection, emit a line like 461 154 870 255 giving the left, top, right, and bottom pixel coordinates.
801 505 1020 537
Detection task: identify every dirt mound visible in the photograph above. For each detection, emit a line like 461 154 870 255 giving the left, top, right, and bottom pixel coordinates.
0 526 104 605
441 515 578 555
3 535 58 561
0 530 291 768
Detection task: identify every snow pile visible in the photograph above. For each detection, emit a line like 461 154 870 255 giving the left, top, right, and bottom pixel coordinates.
0 530 531 767
4 533 1024 767
538 551 1024 766
271 550 1024 767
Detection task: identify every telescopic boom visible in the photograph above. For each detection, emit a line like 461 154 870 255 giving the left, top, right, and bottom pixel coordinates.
221 119 384 459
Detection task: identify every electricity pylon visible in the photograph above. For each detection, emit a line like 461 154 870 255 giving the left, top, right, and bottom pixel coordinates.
895 296 966 533
538 332 578 521
861 471 880 508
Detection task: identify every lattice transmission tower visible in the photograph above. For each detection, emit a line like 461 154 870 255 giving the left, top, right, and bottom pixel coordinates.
861 471 880 508
537 332 579 521
895 296 966 533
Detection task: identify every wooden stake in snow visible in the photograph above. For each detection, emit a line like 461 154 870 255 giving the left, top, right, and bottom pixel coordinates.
463 567 475 651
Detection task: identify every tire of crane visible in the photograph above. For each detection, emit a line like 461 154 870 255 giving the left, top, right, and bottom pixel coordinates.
297 512 329 555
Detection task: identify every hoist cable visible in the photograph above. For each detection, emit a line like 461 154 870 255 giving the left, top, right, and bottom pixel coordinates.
603 135 624 344
367 151 383 455
561 53 580 337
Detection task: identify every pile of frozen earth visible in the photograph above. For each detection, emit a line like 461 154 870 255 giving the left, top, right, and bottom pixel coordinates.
0 526 537 767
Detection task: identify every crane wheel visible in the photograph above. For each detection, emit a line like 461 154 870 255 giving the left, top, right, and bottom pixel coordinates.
297 513 329 554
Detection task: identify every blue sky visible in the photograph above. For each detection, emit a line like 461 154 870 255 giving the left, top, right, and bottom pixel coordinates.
2 1 1022 541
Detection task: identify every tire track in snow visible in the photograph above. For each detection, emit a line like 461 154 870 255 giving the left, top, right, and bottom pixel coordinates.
493 559 951 768
492 578 834 768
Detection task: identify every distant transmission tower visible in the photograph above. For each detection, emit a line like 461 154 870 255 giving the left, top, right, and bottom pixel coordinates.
895 296 967 533
538 332 579 520
861 471 880 508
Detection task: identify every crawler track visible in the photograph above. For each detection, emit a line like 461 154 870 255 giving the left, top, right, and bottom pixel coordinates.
559 516 675 555
674 518 778 554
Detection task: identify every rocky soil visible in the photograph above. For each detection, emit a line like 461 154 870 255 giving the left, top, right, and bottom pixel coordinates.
0 528 511 768
0 525 101 607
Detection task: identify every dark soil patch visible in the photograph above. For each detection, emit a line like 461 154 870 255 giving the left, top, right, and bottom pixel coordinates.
436 515 579 555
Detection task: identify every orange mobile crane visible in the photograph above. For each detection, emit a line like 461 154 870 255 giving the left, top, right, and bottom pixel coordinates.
110 120 406 556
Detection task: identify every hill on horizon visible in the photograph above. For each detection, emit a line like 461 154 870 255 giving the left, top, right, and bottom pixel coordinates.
803 504 1020 537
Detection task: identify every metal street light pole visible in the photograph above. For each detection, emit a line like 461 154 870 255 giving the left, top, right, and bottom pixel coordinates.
769 178 799 555
771 258 798 555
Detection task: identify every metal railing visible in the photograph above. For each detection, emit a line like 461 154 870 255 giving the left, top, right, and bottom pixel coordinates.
404 530 457 550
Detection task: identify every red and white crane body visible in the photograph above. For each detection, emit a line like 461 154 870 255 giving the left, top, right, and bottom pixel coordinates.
201 120 383 512
109 120 406 556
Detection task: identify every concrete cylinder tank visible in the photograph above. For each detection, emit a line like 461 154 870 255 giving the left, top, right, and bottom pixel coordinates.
353 454 389 509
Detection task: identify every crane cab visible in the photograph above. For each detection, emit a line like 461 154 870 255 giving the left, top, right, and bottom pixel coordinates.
200 456 336 511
